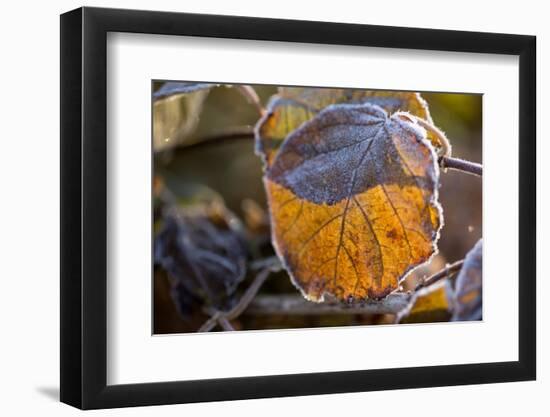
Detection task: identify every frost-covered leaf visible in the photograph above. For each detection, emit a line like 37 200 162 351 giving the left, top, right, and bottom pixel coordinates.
451 239 482 321
153 83 213 152
255 87 438 166
154 202 248 315
153 82 218 101
265 103 442 302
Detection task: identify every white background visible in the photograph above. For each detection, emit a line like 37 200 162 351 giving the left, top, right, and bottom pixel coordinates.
0 0 545 416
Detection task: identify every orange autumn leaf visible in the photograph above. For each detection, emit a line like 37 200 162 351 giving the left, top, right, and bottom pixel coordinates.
263 103 442 302
398 280 452 323
255 87 440 167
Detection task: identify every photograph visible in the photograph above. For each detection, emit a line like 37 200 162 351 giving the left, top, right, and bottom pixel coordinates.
55 5 537 411
152 82 483 334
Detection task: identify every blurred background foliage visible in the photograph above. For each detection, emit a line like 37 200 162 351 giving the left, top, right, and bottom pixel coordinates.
152 82 482 334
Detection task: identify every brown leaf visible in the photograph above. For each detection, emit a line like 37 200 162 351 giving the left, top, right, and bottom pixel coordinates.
154 201 248 315
255 87 438 166
264 103 442 302
451 239 482 321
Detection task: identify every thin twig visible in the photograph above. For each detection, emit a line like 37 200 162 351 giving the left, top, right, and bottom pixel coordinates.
228 268 275 318
412 115 452 158
246 293 412 316
236 85 265 117
174 127 254 153
414 259 465 292
198 259 465 329
249 256 281 271
197 312 221 332
197 265 280 332
169 123 483 180
217 316 236 331
440 156 482 177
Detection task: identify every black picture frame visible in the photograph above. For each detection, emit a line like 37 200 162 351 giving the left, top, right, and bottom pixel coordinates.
60 6 536 410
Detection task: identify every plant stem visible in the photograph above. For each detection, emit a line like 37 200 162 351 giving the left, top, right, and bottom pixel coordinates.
180 127 255 151
412 116 452 158
414 259 465 291
197 264 280 332
236 85 265 117
197 258 465 330
172 126 483 180
246 293 412 316
217 316 235 331
440 156 482 177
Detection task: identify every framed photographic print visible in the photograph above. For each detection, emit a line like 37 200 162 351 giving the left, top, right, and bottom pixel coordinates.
60 6 536 409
